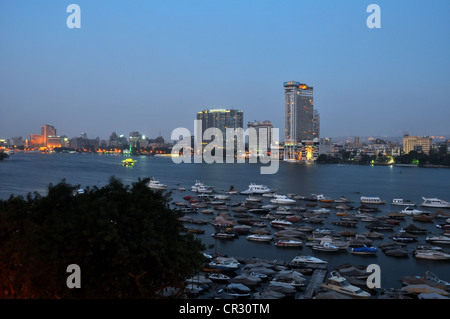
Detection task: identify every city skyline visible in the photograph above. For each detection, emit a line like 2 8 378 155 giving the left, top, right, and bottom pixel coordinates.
1 1 449 141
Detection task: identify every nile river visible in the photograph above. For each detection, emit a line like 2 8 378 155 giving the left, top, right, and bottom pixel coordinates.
1 152 450 291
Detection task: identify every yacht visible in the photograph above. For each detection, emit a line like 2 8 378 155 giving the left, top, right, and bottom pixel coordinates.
391 198 416 206
360 196 385 204
288 256 328 268
425 235 450 245
240 183 272 195
400 206 431 216
270 195 296 205
414 248 450 260
191 180 214 193
270 219 293 229
246 234 273 242
320 271 371 299
421 197 450 208
147 177 167 190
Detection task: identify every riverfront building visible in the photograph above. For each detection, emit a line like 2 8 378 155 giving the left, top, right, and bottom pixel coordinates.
283 81 319 161
196 109 244 142
403 133 432 155
247 120 273 156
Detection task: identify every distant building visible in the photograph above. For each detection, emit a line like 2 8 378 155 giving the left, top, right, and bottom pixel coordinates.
196 109 244 143
247 120 273 156
29 124 61 148
403 132 432 155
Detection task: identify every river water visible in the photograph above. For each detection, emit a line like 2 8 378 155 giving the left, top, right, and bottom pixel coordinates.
1 152 449 291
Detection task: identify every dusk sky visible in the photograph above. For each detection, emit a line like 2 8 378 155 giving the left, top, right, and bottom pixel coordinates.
1 0 449 141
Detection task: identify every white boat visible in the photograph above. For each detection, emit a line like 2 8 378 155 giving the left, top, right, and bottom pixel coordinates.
214 194 230 200
426 235 450 245
289 256 328 268
270 219 293 228
274 239 303 247
312 241 339 252
209 272 231 282
422 197 450 208
191 180 213 193
240 183 272 195
147 177 167 190
360 196 386 204
245 195 263 202
270 195 296 205
391 198 416 206
73 188 85 195
312 208 330 214
209 257 240 271
320 271 371 299
414 248 450 260
401 206 431 216
247 234 273 242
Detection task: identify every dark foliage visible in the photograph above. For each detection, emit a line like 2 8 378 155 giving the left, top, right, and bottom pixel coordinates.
0 177 205 298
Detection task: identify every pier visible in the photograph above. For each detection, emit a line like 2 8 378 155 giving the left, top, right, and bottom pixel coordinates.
302 267 328 299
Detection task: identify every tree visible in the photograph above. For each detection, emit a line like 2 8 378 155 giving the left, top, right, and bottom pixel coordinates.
0 177 205 298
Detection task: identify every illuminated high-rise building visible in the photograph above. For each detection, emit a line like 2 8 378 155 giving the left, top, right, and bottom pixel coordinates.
41 124 57 146
283 81 314 161
284 81 314 142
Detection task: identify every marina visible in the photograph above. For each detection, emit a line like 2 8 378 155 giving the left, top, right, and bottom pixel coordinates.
1 152 450 299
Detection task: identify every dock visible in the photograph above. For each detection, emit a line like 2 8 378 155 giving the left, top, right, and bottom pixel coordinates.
302 267 328 299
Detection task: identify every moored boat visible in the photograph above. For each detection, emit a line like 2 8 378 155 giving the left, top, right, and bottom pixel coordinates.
421 197 450 208
360 196 385 204
351 245 377 255
320 271 371 299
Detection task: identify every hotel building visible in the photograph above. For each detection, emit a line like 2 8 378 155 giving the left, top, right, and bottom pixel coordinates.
403 133 432 155
283 81 318 161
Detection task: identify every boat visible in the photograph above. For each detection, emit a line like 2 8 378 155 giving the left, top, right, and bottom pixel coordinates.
275 239 303 247
212 231 237 240
245 195 263 202
214 194 230 200
208 272 231 282
312 241 339 252
414 248 450 260
147 177 167 190
191 180 214 193
73 188 85 195
360 196 385 204
320 271 371 299
122 158 136 166
270 195 296 205
247 234 273 242
223 283 251 298
304 194 327 201
209 257 241 271
400 206 431 216
391 198 417 206
289 255 328 268
426 235 450 245
351 245 377 255
270 219 293 229
240 183 272 195
422 197 450 208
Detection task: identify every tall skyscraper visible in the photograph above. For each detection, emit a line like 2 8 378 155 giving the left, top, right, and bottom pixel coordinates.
284 81 314 142
283 81 314 161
